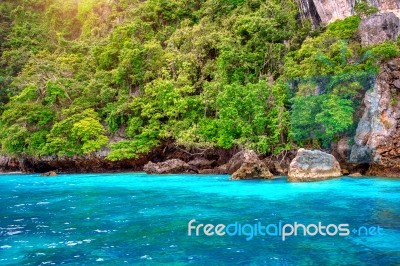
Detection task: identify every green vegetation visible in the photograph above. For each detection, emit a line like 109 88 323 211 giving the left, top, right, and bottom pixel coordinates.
0 0 399 159
285 16 400 147
354 0 379 18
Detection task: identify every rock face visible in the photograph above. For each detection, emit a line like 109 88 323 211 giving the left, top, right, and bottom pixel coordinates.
0 155 20 172
299 0 400 27
143 159 196 174
313 0 354 25
358 12 400 46
297 0 323 28
0 143 236 174
227 150 273 180
331 137 351 163
199 164 227 174
367 0 400 17
288 149 342 182
187 158 214 170
263 150 297 176
298 0 355 26
350 58 400 177
16 153 149 173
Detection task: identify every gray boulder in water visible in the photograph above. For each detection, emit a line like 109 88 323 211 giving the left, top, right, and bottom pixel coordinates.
288 149 342 182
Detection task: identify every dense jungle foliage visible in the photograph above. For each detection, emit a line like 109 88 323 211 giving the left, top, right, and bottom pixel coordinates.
0 0 398 159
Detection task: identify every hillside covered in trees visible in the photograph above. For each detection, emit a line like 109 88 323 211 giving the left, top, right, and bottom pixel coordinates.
0 0 398 162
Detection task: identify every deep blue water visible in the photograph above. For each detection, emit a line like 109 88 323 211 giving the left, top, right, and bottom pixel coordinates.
0 173 399 265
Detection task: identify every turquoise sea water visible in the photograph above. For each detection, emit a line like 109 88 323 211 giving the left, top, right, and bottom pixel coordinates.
0 173 399 265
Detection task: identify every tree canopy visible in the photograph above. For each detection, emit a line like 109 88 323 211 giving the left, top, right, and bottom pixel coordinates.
0 0 398 159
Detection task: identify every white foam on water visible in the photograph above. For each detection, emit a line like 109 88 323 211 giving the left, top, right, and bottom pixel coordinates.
5 231 22 236
40 261 55 265
140 255 152 260
37 202 50 205
66 241 77 246
46 243 57 249
94 229 108 233
0 245 12 249
96 258 104 262
7 225 24 229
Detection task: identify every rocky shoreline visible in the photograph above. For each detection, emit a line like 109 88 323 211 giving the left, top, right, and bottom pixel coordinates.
1 144 399 182
3 55 400 180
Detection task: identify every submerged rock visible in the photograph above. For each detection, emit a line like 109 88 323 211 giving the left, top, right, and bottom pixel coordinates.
227 150 273 180
143 159 196 174
349 173 363 177
288 149 342 182
41 171 57 177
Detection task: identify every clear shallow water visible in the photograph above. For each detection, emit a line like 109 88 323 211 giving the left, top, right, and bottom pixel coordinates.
0 173 399 265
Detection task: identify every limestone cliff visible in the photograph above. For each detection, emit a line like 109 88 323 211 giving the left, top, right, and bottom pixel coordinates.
299 1 400 177
367 0 400 17
350 58 400 177
298 0 400 26
358 12 400 45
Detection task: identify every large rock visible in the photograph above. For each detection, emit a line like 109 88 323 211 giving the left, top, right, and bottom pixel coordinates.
143 159 196 174
350 58 400 177
358 12 400 46
298 0 354 27
227 150 273 180
367 0 400 17
288 149 342 182
299 0 400 28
